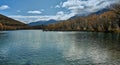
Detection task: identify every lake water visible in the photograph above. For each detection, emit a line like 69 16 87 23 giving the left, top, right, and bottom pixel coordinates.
0 30 120 65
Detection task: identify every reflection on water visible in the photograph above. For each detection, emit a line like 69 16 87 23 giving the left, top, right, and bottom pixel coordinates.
63 32 120 65
0 30 120 65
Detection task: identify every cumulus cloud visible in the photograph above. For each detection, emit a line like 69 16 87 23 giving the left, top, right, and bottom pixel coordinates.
56 11 75 20
57 11 64 15
0 5 10 10
9 15 51 23
28 10 42 14
55 2 63 8
9 12 74 23
55 5 60 8
9 0 120 23
10 16 52 23
62 0 120 15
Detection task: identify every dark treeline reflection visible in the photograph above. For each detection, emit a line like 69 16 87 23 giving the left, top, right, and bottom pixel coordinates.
0 31 120 65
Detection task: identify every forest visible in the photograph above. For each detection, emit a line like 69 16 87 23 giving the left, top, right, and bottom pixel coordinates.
44 4 120 33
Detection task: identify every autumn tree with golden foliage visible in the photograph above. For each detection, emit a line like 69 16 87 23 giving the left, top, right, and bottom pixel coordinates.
0 23 3 30
44 4 120 32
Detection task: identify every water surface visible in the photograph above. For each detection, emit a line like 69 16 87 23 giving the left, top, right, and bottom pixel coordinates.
0 30 120 65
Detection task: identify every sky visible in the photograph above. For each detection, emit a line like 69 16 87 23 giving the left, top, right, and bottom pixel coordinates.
0 0 120 23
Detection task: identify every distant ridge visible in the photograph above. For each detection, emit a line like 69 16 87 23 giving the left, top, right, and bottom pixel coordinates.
28 19 60 26
44 4 120 33
69 8 110 20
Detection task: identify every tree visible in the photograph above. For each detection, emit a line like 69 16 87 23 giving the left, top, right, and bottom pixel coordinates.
0 23 3 30
111 4 120 28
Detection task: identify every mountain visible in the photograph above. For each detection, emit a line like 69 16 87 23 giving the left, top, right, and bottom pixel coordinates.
44 4 120 33
69 8 109 20
28 19 60 26
0 14 27 30
69 15 80 20
29 8 110 26
91 8 110 15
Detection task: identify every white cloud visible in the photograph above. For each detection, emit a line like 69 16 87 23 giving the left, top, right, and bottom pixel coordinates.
56 11 75 20
27 10 42 14
9 12 75 23
0 5 10 10
9 0 120 23
17 10 21 12
57 11 64 15
55 5 60 8
62 0 120 15
55 2 63 8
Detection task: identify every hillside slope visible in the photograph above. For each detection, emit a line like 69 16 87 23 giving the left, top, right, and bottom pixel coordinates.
28 19 59 26
44 4 120 33
0 14 27 30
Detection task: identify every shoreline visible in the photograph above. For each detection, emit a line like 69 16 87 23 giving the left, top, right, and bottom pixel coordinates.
0 29 120 33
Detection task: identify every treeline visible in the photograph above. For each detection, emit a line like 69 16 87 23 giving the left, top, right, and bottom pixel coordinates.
44 4 120 33
0 24 29 30
0 23 3 30
0 13 46 30
0 14 29 30
0 22 44 30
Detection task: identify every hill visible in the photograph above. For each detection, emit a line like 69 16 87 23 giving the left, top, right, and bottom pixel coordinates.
28 19 60 26
0 14 27 30
44 4 120 33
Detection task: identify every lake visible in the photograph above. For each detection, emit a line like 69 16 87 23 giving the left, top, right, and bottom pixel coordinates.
0 30 120 65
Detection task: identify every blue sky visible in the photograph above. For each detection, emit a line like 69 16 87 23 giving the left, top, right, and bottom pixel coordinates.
0 0 120 23
0 0 66 15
